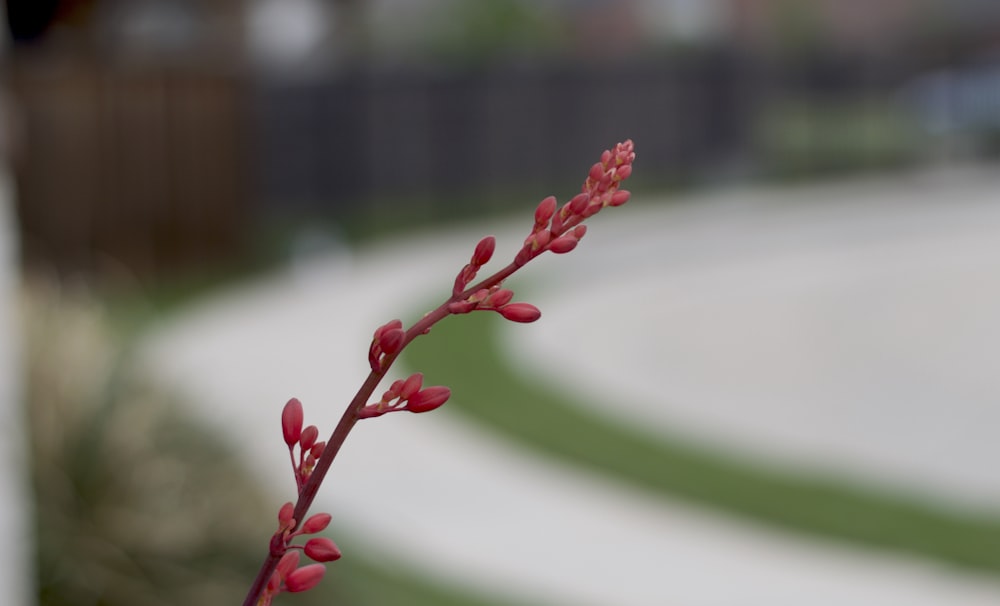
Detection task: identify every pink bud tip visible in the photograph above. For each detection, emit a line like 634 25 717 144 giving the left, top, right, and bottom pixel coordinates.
531 228 551 250
535 196 557 225
548 236 578 254
276 550 301 578
406 386 451 413
568 192 590 215
278 501 295 526
610 190 630 206
384 378 405 401
472 236 496 266
379 328 405 356
301 512 332 534
487 288 514 308
448 300 477 314
498 303 542 323
304 537 342 562
285 564 326 593
299 425 319 451
282 398 304 447
375 319 403 338
400 372 424 400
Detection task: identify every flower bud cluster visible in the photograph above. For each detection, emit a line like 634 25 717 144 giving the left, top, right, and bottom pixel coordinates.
281 398 326 490
261 399 344 604
259 544 337 605
245 141 636 606
446 283 542 323
453 235 496 296
359 372 452 419
275 504 338 554
368 319 405 372
515 139 635 267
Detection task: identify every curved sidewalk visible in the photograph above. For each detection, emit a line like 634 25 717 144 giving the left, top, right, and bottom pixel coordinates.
140 169 1000 605
510 166 1000 510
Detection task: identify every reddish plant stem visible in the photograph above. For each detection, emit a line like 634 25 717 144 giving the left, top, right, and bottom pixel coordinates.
243 138 635 605
241 261 519 606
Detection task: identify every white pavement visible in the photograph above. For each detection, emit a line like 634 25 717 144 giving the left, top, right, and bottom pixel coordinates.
141 168 1000 605
511 166 1000 511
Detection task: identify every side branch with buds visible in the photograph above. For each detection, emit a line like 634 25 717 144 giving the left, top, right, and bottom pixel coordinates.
243 140 636 606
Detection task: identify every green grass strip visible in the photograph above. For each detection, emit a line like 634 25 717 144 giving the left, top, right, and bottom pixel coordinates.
327 545 546 606
405 311 1000 573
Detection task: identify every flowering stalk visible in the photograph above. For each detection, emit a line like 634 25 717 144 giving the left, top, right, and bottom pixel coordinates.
243 140 636 605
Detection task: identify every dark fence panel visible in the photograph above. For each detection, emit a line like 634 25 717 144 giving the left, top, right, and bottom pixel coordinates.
253 53 752 216
11 61 247 280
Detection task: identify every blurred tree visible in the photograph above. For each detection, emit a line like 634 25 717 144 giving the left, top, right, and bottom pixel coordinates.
427 0 568 63
6 0 96 44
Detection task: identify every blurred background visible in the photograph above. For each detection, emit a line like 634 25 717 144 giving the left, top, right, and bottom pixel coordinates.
5 0 1000 284
3 0 1000 604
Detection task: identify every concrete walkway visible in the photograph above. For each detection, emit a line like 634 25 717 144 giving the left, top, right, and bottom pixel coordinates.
140 168 1000 605
511 166 1000 510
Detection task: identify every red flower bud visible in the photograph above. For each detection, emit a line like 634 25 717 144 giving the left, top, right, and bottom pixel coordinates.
379 328 405 356
487 288 514 308
299 425 318 451
278 501 295 528
472 236 496 266
282 398 304 447
285 564 326 593
498 303 541 323
400 372 424 400
610 190 630 206
382 379 405 402
374 319 403 339
301 512 332 534
531 229 551 250
304 537 342 562
568 192 590 215
534 196 557 225
548 236 578 254
276 550 300 578
448 300 477 314
406 386 451 413
468 288 490 304
310 441 325 458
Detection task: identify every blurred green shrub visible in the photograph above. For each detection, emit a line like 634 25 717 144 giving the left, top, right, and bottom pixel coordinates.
755 96 922 179
25 280 274 606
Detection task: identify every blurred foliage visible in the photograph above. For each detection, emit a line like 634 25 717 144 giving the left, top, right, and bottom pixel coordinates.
426 0 569 63
754 96 923 179
769 0 830 58
24 278 543 605
24 278 279 605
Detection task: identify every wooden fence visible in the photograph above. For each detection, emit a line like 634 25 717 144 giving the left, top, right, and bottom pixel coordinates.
10 52 752 280
10 60 247 281
252 53 751 212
